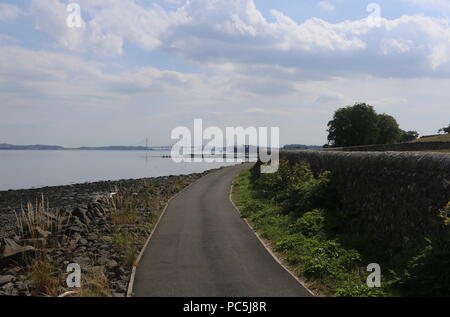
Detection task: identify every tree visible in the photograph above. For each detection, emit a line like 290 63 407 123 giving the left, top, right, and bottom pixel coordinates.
438 124 450 134
327 103 405 147
400 130 419 142
327 103 380 147
377 114 402 144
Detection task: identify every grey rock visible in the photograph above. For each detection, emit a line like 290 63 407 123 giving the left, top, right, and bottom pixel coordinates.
106 260 118 270
0 275 15 285
72 256 91 267
1 282 14 292
16 280 30 291
2 238 34 258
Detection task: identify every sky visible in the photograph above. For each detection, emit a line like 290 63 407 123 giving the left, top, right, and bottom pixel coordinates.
1 0 450 147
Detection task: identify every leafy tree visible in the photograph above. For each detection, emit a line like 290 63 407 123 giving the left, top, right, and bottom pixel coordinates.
377 114 402 144
327 103 380 147
400 130 419 142
438 124 450 134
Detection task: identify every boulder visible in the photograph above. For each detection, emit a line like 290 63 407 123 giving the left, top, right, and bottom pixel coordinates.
72 256 91 267
2 238 34 258
0 275 15 286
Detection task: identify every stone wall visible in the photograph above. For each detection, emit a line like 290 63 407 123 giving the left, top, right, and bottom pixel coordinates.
281 150 450 252
326 141 450 152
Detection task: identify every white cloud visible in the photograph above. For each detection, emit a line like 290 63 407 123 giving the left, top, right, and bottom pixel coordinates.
0 3 21 21
29 0 190 57
30 0 87 51
3 0 450 146
379 38 413 55
28 0 450 79
0 44 205 104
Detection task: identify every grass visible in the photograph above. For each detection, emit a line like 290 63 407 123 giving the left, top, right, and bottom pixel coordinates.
111 230 140 268
14 196 66 296
15 195 66 243
77 267 111 297
232 168 388 297
413 133 450 142
107 191 143 225
27 255 61 296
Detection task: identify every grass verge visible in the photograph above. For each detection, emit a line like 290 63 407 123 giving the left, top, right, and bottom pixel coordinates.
232 167 388 297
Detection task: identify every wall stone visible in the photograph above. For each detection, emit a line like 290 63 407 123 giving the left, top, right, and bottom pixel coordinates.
281 150 450 253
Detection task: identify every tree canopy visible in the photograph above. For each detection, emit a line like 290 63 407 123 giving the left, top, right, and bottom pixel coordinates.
400 130 419 142
438 124 450 134
377 114 402 144
327 103 404 147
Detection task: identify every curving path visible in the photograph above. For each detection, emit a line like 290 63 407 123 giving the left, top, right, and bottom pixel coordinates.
133 163 312 297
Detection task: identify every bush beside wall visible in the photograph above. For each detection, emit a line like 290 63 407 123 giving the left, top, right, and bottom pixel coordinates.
281 150 450 261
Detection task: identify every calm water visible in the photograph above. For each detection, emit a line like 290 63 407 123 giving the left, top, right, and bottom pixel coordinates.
0 150 238 190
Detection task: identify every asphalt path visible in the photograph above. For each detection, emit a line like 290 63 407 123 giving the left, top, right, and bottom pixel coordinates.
133 163 312 297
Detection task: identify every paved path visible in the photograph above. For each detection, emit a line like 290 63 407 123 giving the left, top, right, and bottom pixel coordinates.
133 164 312 297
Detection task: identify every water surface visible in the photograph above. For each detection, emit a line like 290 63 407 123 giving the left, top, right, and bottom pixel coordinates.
0 150 238 190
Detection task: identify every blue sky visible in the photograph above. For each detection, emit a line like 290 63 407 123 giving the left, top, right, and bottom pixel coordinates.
1 0 450 146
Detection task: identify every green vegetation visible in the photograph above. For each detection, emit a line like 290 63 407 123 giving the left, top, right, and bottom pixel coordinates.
413 133 450 143
233 161 388 296
400 130 419 142
232 161 450 296
438 124 450 134
398 202 450 296
327 103 405 147
327 103 380 147
326 103 420 147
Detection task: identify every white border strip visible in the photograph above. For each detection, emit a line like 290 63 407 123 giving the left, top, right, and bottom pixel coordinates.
229 183 316 297
126 175 208 297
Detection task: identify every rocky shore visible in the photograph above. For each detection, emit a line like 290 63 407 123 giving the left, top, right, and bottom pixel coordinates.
0 171 211 297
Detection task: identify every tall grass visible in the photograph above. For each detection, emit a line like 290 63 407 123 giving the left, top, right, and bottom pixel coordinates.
13 195 67 296
15 194 65 243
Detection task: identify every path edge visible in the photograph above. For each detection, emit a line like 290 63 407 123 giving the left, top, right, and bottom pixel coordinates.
228 182 316 297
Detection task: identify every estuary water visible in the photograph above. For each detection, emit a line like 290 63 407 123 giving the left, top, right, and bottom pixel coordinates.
0 150 238 190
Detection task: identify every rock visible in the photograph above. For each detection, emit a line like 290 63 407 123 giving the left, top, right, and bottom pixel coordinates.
72 256 91 267
16 280 30 291
77 246 86 252
20 238 47 248
79 238 88 245
113 280 127 292
1 282 14 293
4 267 20 275
0 275 15 285
73 207 92 225
87 233 99 241
65 226 83 234
2 238 34 258
106 260 118 270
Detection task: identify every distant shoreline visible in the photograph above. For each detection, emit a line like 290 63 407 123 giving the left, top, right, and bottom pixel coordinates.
0 143 322 151
0 143 171 151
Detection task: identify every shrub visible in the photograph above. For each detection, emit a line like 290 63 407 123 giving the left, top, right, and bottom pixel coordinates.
294 209 326 238
334 282 387 297
253 160 332 215
399 202 450 296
